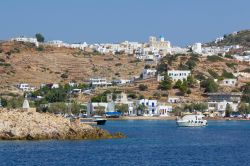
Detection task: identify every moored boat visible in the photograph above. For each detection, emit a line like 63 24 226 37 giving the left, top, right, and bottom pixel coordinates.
92 115 107 125
176 114 207 127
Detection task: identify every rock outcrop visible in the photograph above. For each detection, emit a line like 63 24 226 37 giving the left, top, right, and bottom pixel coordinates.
0 109 124 140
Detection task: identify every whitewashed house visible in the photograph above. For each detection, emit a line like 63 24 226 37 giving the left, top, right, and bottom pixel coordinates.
90 78 112 87
219 79 237 87
192 43 202 54
167 70 191 81
157 74 165 82
11 36 39 47
17 83 30 91
206 92 242 117
158 104 172 116
47 40 64 47
142 69 157 79
112 79 131 85
168 96 181 103
138 99 158 116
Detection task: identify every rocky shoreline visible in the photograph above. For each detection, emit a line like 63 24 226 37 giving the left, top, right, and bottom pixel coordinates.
0 109 124 140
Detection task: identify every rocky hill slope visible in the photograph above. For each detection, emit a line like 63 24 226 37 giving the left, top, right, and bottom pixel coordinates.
0 108 124 140
0 41 145 87
207 29 250 48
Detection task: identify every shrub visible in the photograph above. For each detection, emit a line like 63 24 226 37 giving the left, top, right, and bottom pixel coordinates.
139 84 148 91
225 54 234 59
240 68 250 73
226 62 237 69
207 55 223 62
115 63 122 66
195 73 206 81
128 93 137 99
158 75 172 90
36 46 44 51
208 69 219 79
144 64 151 69
201 78 218 93
61 73 68 79
222 70 235 78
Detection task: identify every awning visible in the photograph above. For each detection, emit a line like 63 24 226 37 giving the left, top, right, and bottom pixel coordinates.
106 112 121 115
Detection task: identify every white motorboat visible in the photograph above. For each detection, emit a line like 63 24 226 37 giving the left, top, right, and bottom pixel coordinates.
92 115 107 125
176 114 207 127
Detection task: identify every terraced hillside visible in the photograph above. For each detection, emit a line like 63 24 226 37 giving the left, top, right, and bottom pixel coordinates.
0 41 145 88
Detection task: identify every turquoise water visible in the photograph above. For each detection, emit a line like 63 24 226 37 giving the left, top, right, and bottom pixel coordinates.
1 120 250 166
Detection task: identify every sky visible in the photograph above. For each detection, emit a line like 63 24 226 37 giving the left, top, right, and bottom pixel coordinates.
1 0 250 46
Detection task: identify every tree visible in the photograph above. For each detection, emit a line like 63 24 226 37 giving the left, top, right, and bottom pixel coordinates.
241 82 250 103
116 104 128 115
193 103 208 112
139 84 148 91
158 75 172 90
94 105 106 116
0 98 7 107
185 59 196 70
187 75 195 87
238 103 250 115
174 80 182 89
201 78 218 93
48 102 68 114
225 103 232 117
179 80 188 95
35 33 45 42
137 104 147 115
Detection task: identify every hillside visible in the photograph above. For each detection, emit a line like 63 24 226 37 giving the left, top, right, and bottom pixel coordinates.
0 41 145 88
207 29 250 48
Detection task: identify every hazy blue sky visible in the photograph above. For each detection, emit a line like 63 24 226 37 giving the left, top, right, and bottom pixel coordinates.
1 0 250 46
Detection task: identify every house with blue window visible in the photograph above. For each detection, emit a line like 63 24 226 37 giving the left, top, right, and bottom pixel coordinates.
137 99 158 116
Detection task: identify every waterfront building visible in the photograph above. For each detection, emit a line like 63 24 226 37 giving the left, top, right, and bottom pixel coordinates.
137 99 158 116
158 104 172 116
205 92 242 117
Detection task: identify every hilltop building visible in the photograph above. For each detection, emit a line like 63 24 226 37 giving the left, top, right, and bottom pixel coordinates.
167 70 191 81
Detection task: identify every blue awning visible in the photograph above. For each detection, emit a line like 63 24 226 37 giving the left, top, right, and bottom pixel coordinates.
106 112 121 115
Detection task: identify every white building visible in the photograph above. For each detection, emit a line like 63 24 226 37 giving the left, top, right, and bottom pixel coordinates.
11 36 39 47
206 92 242 117
168 96 181 103
149 36 171 52
142 69 157 79
47 40 64 47
158 104 172 116
167 70 191 81
192 43 202 54
90 78 112 87
112 79 131 85
17 83 30 91
157 74 165 82
219 79 237 87
138 99 158 116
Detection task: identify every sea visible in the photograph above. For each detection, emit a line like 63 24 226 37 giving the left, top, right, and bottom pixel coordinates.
1 120 250 166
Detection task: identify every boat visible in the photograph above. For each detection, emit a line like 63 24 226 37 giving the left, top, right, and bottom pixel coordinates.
92 115 107 125
176 114 207 127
